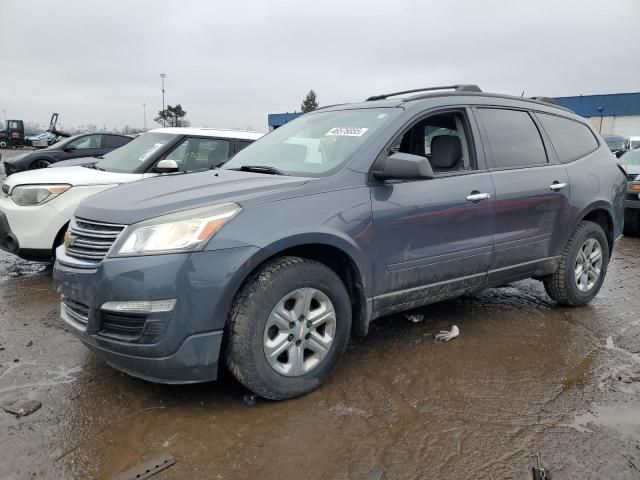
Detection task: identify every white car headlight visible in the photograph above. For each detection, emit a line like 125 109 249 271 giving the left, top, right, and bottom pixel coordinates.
10 184 71 206
114 203 242 256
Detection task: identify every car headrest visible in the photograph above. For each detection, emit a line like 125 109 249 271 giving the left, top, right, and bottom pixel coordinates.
208 145 228 168
431 135 462 169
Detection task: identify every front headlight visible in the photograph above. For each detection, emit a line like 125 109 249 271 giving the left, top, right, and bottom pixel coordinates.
11 184 71 206
114 203 242 256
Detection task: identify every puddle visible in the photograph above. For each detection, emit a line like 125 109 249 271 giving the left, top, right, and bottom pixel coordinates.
562 353 594 390
1 235 640 478
573 405 640 438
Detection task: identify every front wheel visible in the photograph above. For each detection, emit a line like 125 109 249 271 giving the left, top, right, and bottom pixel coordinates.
30 159 52 169
225 256 352 400
0 140 7 148
543 221 609 306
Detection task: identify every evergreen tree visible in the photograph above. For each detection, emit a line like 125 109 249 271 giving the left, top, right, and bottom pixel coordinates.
300 90 319 113
155 104 190 127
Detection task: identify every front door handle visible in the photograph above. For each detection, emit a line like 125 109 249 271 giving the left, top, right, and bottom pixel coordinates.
466 192 491 202
550 182 567 191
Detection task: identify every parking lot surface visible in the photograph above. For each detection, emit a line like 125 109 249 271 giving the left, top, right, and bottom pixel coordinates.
0 148 639 479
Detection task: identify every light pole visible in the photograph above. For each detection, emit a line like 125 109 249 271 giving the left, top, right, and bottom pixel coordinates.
160 73 166 127
2 110 6 125
597 105 604 134
142 103 147 131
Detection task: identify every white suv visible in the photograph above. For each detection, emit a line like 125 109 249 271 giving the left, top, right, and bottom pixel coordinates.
0 127 264 260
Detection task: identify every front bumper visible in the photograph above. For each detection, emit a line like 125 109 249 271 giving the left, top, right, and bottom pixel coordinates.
3 161 19 176
0 195 67 258
53 245 261 384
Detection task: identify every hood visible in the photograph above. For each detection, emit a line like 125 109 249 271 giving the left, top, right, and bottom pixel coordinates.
76 169 309 225
621 163 640 176
3 166 141 189
49 157 97 168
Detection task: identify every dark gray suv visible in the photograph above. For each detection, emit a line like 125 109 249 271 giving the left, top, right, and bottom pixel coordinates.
54 85 626 399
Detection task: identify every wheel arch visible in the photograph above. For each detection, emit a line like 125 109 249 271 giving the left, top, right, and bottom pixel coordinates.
575 202 615 254
224 235 372 337
52 221 70 256
29 156 54 168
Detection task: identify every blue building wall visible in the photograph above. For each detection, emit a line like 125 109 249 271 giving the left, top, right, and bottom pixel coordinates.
554 93 640 117
268 112 303 128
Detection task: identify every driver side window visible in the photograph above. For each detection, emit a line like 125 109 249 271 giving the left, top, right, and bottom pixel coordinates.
164 137 231 171
69 134 101 150
394 112 475 173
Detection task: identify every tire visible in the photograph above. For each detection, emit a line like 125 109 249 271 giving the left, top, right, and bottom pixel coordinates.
0 140 7 148
30 159 51 169
623 210 640 237
225 256 352 400
543 221 609 306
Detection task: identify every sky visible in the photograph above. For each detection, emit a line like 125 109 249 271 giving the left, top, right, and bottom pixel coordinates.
1 0 639 132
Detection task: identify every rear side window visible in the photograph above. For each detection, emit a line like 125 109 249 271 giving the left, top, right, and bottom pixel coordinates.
477 108 547 168
536 113 599 163
236 140 253 152
104 135 131 148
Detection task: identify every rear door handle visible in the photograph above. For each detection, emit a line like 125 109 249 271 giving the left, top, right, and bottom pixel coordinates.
550 182 567 191
466 192 491 202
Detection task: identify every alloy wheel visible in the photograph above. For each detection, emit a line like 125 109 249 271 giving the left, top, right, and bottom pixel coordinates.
263 287 336 376
574 238 603 292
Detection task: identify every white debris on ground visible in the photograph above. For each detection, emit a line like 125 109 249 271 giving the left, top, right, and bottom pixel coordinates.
405 313 425 323
434 325 460 342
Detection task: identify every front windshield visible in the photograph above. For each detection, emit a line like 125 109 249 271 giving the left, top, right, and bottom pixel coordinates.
604 136 624 150
96 132 175 173
222 108 401 177
620 149 640 165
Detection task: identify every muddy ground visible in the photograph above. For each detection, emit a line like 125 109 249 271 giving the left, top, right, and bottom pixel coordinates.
0 148 639 479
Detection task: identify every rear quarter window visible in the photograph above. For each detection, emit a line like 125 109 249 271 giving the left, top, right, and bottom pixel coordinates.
536 113 599 163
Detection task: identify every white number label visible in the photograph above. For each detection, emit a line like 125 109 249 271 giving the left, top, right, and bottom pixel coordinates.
325 127 369 137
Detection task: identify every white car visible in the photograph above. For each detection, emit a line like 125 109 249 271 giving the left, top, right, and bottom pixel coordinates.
0 127 264 260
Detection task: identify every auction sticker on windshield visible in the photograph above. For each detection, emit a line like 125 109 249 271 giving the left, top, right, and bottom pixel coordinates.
139 143 164 162
326 127 369 137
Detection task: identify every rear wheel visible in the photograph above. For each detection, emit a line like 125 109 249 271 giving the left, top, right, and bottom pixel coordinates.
543 221 609 306
623 209 640 237
225 256 352 400
30 159 51 169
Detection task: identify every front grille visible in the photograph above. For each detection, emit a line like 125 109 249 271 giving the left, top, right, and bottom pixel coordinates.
65 217 126 263
100 312 147 340
61 299 90 331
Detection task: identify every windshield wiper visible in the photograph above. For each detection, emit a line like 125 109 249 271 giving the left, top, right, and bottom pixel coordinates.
233 165 286 176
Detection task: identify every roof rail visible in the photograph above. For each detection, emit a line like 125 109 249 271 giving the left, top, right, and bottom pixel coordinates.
366 84 482 101
529 96 556 105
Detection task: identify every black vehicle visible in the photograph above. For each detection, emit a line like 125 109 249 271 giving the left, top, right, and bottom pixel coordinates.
603 134 629 158
0 120 28 148
2 133 132 175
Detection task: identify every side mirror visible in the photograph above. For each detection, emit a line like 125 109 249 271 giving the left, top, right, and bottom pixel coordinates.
154 159 179 174
63 145 76 152
374 152 434 180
